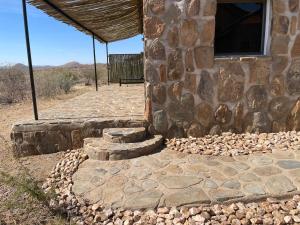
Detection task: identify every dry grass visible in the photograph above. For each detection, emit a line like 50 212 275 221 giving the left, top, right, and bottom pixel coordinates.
0 137 71 225
0 86 91 225
0 171 67 225
0 84 92 138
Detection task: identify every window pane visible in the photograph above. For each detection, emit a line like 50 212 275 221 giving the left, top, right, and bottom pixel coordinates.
215 2 265 55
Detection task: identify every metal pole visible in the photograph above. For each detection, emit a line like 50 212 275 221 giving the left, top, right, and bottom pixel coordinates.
106 42 110 85
22 0 38 120
92 35 98 91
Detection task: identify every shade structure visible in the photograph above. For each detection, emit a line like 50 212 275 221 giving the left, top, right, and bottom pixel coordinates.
28 0 143 42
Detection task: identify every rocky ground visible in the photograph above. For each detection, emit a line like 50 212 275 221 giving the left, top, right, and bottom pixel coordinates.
42 131 300 225
0 85 92 225
167 131 300 156
0 137 68 225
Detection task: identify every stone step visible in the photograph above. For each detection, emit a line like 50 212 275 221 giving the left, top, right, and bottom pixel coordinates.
103 127 146 143
84 135 164 161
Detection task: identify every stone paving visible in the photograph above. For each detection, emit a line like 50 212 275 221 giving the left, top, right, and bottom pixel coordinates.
72 148 300 210
84 127 164 161
11 84 146 156
38 84 144 121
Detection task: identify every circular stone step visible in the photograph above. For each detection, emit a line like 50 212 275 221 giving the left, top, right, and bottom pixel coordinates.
103 127 146 143
84 135 164 161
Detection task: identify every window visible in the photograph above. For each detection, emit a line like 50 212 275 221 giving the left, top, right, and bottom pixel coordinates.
215 0 268 56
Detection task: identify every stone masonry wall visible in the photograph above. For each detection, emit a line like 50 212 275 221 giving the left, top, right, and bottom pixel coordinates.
144 0 300 138
11 119 147 157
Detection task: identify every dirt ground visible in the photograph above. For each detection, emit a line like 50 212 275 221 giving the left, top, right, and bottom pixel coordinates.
0 85 93 138
0 85 92 225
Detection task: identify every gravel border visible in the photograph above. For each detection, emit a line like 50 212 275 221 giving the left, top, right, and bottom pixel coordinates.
166 131 300 156
42 144 300 225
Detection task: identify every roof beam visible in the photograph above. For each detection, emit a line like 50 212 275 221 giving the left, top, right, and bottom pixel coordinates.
41 0 107 43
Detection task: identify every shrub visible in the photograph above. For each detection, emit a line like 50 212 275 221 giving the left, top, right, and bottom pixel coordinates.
81 67 95 86
58 71 76 94
78 65 107 86
35 69 77 97
0 63 105 103
35 70 61 98
0 66 28 104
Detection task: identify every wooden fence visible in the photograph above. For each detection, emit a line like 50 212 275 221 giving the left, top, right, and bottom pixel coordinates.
109 53 144 83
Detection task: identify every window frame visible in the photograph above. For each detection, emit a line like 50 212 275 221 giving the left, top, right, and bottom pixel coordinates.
214 0 271 57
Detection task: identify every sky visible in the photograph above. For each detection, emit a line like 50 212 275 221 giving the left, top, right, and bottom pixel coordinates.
0 0 143 66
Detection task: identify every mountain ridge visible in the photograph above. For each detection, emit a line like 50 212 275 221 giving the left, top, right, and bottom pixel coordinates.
0 61 106 70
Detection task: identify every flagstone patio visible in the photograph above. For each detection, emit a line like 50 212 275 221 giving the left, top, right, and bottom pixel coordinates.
11 84 146 157
39 84 145 121
72 148 300 210
11 83 300 212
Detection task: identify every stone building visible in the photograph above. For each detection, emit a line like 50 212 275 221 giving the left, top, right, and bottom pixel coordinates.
143 0 300 138
13 0 300 157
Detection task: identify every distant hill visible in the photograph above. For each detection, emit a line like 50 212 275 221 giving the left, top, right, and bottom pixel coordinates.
60 61 82 68
34 65 54 70
0 62 106 71
13 63 28 71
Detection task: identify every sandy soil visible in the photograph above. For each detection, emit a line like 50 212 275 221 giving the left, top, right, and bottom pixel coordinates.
0 85 92 138
0 85 92 225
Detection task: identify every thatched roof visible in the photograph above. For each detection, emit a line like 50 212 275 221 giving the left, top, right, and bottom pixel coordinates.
28 0 143 43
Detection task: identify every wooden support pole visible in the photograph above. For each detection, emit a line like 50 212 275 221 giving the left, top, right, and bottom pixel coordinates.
92 35 98 91
22 0 38 120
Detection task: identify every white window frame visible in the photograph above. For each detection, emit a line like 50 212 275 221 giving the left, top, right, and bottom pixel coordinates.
263 0 271 55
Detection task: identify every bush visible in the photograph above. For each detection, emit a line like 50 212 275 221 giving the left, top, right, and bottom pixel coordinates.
35 71 60 98
0 63 105 103
0 66 28 103
81 67 95 86
58 71 76 94
78 65 107 86
35 69 77 97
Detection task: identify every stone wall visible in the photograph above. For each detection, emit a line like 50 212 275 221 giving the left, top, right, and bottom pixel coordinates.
144 0 300 138
11 119 147 157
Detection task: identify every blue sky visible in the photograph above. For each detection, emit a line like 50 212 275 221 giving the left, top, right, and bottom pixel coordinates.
0 0 143 66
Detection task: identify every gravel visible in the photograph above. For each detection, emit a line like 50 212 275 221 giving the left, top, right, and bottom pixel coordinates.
167 131 300 156
42 131 300 224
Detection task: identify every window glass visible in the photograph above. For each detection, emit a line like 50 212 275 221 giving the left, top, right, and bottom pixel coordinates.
215 2 265 55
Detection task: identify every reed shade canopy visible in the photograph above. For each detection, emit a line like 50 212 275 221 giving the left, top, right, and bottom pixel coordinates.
28 0 143 42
